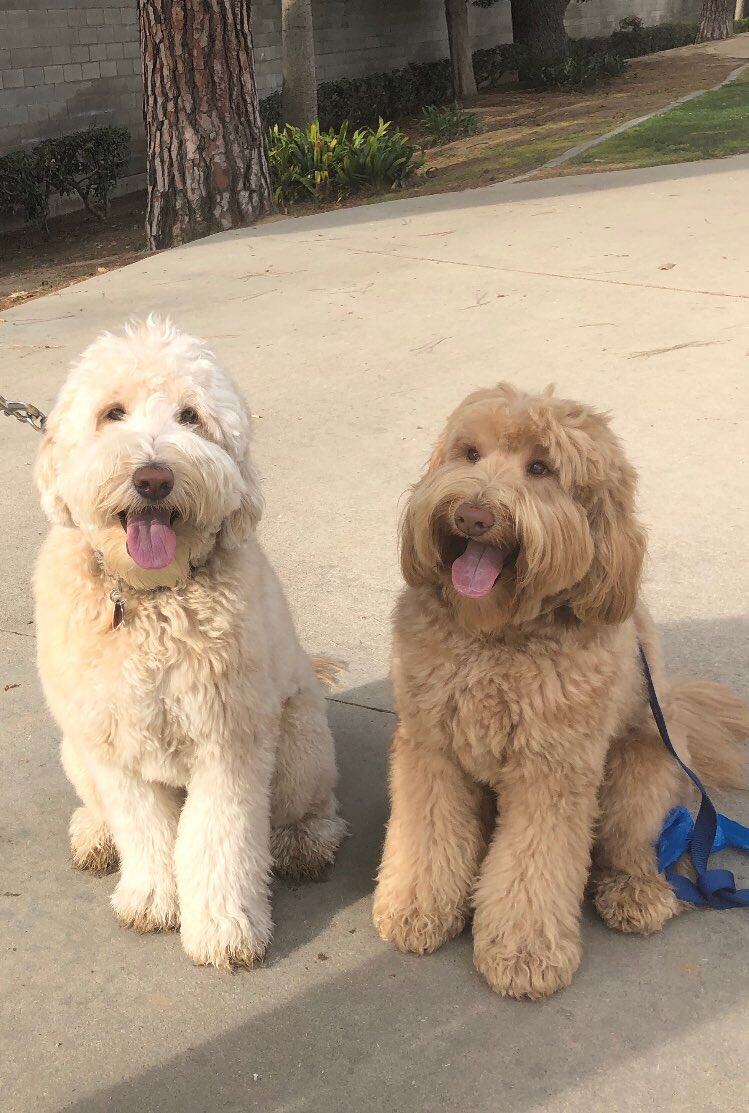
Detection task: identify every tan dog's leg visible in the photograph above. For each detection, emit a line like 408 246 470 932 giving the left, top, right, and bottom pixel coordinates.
373 725 489 955
592 725 681 934
473 756 603 1000
61 737 118 874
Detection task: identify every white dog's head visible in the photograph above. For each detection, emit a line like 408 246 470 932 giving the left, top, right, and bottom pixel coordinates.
35 317 263 587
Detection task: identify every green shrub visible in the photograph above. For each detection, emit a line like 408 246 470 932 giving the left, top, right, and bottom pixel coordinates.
735 18 749 33
0 149 48 227
536 50 625 89
260 45 524 134
605 21 698 59
0 125 130 233
268 119 422 206
421 103 482 145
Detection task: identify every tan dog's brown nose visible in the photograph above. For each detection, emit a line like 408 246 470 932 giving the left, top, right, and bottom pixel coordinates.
132 464 174 502
455 502 494 537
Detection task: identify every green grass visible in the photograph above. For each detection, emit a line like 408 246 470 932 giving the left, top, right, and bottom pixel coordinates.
572 70 749 170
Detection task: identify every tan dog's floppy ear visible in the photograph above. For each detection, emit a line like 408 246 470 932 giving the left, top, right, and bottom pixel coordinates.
426 425 448 474
398 494 426 588
222 451 264 548
571 468 646 625
34 423 73 527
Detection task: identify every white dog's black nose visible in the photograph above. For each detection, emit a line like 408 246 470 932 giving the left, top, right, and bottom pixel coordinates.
132 464 174 501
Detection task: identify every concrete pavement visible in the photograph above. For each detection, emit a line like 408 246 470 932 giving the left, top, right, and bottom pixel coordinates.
2 156 749 1112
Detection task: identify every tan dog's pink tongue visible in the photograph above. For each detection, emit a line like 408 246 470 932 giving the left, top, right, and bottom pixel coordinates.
451 540 504 598
126 508 176 570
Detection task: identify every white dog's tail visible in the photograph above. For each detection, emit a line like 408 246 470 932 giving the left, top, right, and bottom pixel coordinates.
671 677 748 789
311 656 347 691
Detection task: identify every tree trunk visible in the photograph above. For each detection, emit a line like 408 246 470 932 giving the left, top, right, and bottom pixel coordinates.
281 0 318 127
511 0 571 74
737 0 746 20
444 0 478 101
697 0 735 41
138 0 272 251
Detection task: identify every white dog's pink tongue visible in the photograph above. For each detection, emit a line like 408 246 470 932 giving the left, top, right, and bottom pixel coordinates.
126 508 176 570
451 540 505 598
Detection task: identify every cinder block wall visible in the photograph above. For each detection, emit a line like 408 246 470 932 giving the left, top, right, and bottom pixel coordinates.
0 0 702 192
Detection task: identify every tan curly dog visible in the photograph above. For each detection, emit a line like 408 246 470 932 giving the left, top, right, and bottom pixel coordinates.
373 383 748 1000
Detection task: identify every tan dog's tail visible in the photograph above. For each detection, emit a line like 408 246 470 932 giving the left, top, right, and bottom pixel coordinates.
671 677 749 789
311 655 347 691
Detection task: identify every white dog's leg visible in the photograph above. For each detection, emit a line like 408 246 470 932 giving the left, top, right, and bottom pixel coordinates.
61 737 118 874
88 757 181 931
271 675 347 882
176 738 275 969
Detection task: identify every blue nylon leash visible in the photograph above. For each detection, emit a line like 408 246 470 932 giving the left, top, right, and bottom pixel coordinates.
639 646 749 909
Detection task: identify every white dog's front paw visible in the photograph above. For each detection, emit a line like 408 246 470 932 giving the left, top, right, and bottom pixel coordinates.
180 909 271 970
111 877 179 933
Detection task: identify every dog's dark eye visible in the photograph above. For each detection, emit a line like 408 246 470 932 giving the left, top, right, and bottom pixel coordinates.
528 460 550 477
466 447 481 463
104 407 126 422
178 408 199 426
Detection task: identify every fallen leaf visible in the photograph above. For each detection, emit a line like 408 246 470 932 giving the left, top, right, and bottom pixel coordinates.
317 952 330 961
4 683 20 692
659 263 676 270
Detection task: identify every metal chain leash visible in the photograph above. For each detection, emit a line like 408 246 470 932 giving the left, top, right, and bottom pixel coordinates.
0 395 47 433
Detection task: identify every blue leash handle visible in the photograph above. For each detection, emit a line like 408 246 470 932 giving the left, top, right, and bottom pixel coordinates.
640 646 749 909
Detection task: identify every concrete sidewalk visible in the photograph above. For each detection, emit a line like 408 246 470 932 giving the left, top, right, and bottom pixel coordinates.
2 157 749 1113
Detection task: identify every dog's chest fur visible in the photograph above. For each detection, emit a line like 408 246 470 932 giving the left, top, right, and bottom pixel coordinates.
36 530 264 787
393 589 632 787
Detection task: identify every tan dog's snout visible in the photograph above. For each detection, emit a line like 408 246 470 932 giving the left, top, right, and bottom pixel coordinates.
132 464 174 502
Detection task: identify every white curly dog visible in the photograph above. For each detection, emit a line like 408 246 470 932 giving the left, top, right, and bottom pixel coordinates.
34 317 346 968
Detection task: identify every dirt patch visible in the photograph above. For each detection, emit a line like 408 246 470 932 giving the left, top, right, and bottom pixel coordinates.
0 46 743 311
0 192 149 313
405 48 744 194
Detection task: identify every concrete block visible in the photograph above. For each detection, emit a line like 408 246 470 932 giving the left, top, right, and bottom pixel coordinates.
71 45 91 64
86 8 105 26
81 61 101 80
63 62 83 81
50 45 73 65
89 44 107 62
23 66 46 87
105 42 124 59
3 70 25 89
99 59 117 77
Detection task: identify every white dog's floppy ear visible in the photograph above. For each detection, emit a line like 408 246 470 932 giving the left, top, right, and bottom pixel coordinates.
34 422 73 527
222 451 264 547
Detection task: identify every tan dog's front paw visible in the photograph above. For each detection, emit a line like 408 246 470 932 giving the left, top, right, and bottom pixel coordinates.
593 870 680 935
373 893 466 955
473 934 581 1000
180 916 269 970
111 879 179 933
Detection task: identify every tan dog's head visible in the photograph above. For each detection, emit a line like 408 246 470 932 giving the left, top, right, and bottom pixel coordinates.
35 317 262 587
400 383 646 631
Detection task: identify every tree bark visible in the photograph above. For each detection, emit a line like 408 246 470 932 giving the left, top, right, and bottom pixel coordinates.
736 0 746 20
138 0 272 251
697 0 735 41
445 0 478 101
511 0 571 73
281 0 318 127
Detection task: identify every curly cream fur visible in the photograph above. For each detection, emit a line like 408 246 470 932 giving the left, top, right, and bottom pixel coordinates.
374 383 748 1000
35 318 346 968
